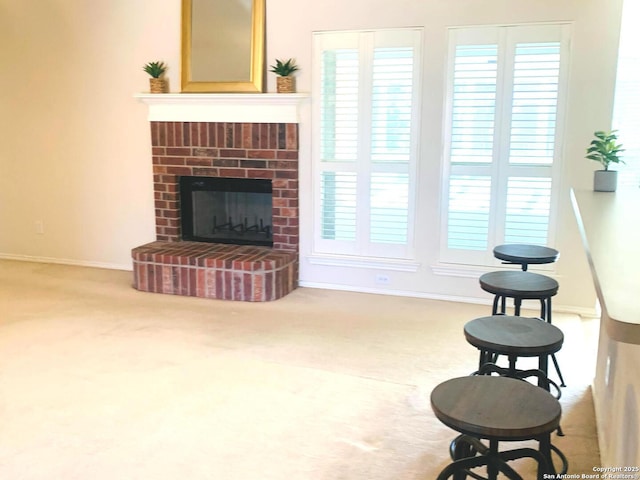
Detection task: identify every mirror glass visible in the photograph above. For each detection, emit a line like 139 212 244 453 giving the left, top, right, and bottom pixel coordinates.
181 0 265 93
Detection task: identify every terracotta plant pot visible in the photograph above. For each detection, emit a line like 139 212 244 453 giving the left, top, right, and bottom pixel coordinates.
276 76 295 93
149 78 168 94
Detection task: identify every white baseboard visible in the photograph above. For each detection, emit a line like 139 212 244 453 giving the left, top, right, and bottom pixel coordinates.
0 256 599 317
0 253 132 272
298 281 598 317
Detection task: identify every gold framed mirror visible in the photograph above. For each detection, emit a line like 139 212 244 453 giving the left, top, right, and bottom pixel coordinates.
181 0 265 93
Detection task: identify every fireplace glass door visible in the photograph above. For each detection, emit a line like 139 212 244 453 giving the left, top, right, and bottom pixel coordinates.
180 176 273 247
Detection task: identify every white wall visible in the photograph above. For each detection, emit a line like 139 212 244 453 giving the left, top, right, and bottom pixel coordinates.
0 1 181 269
0 0 623 312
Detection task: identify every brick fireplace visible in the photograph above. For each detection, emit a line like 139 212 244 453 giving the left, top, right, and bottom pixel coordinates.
132 94 306 302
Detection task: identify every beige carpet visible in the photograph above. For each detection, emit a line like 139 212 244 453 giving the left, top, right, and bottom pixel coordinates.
0 260 599 479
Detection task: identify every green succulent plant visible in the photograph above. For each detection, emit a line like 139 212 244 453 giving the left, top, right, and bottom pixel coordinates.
586 130 625 171
142 61 167 79
269 58 299 77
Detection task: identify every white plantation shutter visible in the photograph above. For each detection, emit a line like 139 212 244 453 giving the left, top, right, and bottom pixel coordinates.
502 41 559 246
446 42 497 252
368 46 413 246
319 47 359 244
314 29 421 258
509 43 560 165
441 25 569 266
450 45 498 164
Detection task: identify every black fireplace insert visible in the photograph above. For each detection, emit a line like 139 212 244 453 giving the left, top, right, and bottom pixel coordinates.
179 176 273 247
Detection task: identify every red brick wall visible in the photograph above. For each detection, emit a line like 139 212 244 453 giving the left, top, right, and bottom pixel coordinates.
150 122 299 252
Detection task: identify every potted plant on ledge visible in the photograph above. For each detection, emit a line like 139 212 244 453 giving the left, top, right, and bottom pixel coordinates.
270 58 299 93
143 61 168 93
586 130 625 192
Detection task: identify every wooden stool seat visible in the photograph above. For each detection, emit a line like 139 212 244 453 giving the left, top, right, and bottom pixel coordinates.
479 271 559 302
431 376 567 479
493 244 559 271
465 315 563 357
464 315 564 393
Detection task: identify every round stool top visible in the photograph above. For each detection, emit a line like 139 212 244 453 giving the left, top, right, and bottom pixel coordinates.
493 244 559 266
464 315 564 356
431 376 561 441
479 271 559 298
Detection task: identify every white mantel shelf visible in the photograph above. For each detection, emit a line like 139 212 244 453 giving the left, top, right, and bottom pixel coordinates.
134 93 310 124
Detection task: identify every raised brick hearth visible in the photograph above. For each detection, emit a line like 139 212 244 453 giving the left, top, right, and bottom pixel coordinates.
132 241 296 302
132 118 300 302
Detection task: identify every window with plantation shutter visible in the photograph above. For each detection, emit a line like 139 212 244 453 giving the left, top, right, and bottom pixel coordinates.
313 29 421 259
440 24 569 267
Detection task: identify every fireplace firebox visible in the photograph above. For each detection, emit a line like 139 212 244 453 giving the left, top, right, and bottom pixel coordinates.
179 176 273 247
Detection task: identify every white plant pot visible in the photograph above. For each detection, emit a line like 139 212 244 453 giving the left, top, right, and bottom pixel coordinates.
594 170 618 192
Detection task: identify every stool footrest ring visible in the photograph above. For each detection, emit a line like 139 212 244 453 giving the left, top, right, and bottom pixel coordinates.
471 363 562 400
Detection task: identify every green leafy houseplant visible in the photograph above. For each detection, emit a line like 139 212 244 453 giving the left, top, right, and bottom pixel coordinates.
586 130 625 192
586 130 625 171
269 58 299 77
142 61 167 79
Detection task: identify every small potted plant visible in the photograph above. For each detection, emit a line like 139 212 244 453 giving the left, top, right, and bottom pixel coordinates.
269 58 299 93
586 130 625 192
143 61 168 93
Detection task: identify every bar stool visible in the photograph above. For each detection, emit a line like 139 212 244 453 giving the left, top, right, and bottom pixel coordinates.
493 244 559 271
464 315 563 396
431 376 568 479
479 270 558 321
491 243 560 329
478 270 565 387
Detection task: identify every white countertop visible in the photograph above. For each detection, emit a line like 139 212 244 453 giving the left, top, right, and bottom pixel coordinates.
571 188 640 344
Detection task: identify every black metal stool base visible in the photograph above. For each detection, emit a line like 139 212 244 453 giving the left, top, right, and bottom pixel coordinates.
437 434 568 480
